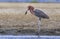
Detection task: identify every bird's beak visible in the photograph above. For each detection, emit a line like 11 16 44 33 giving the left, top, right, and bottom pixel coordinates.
25 10 28 15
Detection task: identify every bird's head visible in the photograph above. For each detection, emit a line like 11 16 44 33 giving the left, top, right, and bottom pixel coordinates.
25 5 34 15
28 6 34 10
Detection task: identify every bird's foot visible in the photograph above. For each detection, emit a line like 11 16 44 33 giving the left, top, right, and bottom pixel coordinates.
35 32 40 35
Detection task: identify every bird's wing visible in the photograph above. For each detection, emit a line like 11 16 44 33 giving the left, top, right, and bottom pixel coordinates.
34 9 49 19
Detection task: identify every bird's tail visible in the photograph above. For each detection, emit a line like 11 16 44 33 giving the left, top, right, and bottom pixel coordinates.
45 14 49 19
43 14 49 19
46 16 49 19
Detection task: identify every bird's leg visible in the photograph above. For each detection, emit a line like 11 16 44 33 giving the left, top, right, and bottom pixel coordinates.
38 20 41 34
36 18 41 35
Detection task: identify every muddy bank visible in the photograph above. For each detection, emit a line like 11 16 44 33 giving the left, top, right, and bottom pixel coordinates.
0 28 60 35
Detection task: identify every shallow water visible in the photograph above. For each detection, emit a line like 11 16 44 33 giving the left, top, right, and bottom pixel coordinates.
0 35 60 39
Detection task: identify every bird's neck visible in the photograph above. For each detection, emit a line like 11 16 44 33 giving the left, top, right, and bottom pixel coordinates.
30 10 34 15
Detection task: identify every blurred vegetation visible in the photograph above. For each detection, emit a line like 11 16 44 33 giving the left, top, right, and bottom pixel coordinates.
31 0 38 3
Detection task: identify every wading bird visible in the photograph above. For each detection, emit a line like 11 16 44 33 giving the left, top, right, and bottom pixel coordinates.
25 6 49 35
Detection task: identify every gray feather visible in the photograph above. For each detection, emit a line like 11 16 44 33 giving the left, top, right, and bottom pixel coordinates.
34 9 49 19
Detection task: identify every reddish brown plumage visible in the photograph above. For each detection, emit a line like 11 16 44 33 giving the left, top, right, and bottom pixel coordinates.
28 6 34 10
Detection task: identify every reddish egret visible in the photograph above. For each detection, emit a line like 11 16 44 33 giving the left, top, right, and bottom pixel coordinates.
25 6 49 35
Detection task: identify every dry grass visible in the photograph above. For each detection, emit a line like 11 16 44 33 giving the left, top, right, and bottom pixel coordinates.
0 13 60 30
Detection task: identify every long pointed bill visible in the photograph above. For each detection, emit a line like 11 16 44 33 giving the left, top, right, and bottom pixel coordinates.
25 10 28 15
